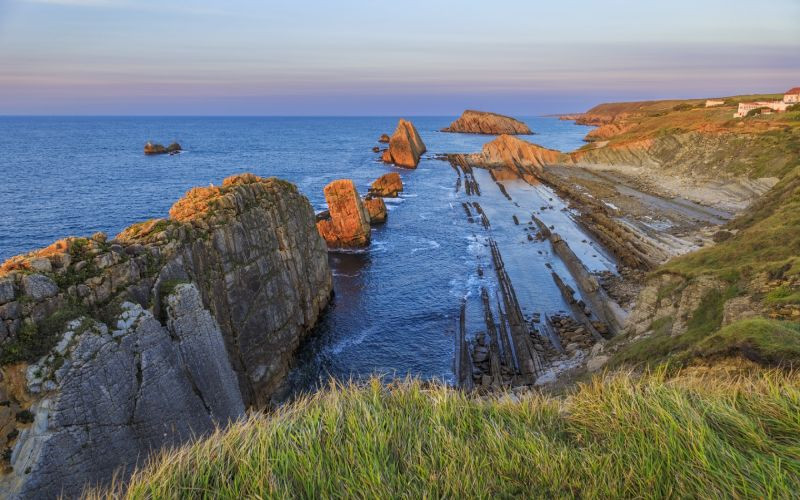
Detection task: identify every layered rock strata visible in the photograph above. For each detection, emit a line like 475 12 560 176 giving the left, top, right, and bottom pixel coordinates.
442 110 532 135
0 173 332 498
382 119 427 168
363 197 387 224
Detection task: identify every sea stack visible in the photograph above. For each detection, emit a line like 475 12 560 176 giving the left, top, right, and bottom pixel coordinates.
381 119 427 168
369 172 404 197
316 180 372 248
442 110 532 135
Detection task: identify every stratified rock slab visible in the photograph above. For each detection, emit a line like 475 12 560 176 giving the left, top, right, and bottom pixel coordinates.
364 197 387 224
442 110 532 135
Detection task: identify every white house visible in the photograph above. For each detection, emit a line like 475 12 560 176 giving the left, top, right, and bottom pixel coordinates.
784 87 800 104
705 99 725 107
735 101 789 118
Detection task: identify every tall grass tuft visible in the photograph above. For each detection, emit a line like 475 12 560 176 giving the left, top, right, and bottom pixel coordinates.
92 370 800 499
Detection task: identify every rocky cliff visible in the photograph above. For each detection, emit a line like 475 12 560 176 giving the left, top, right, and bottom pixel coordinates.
442 110 532 135
0 173 332 498
382 119 427 168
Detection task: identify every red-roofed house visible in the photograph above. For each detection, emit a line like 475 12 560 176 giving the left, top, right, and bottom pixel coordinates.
784 87 800 104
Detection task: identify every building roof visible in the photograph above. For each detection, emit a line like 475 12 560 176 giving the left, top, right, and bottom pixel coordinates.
786 87 800 95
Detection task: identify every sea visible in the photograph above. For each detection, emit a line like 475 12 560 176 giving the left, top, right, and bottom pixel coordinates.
0 116 602 393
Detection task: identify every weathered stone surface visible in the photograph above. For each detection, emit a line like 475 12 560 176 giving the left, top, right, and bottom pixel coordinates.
442 110 532 135
20 275 58 301
3 286 244 499
463 135 563 176
0 173 332 497
364 197 387 224
316 180 371 248
378 133 390 143
586 355 610 372
0 278 15 304
382 119 427 168
370 172 403 197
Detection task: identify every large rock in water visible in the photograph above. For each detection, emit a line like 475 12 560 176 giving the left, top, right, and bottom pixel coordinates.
316 180 372 248
381 119 427 168
363 197 387 224
442 110 532 135
0 173 332 498
370 172 403 197
463 134 564 176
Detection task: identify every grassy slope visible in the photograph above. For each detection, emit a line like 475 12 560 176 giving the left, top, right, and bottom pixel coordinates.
593 95 800 368
94 372 800 499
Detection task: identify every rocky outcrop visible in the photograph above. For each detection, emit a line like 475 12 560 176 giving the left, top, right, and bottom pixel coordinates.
0 173 332 498
144 142 181 155
378 134 390 143
442 110 532 135
460 135 564 176
369 172 403 197
382 119 427 168
363 197 387 224
316 180 372 248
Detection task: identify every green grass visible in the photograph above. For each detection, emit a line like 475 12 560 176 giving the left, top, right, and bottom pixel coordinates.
92 371 800 499
692 318 800 366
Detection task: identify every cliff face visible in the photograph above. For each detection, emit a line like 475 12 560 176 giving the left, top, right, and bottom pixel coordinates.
0 174 332 498
442 110 532 135
382 119 427 168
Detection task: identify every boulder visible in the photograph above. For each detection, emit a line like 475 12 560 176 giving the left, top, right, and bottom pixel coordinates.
370 172 403 197
316 180 372 248
364 197 387 224
382 119 426 168
378 133 390 143
442 110 532 135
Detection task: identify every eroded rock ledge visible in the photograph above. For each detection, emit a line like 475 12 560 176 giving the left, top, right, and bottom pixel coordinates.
442 110 532 135
0 173 332 498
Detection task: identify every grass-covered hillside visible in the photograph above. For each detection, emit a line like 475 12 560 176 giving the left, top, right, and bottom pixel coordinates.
93 371 800 499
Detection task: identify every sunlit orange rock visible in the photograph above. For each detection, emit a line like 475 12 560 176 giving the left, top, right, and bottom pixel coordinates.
442 110 532 135
369 172 404 197
363 197 387 224
316 180 371 248
382 119 427 168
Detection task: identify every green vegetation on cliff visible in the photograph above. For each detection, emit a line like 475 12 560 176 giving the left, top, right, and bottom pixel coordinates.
94 372 800 499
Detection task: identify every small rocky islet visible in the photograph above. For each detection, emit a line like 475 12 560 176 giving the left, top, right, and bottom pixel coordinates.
143 141 182 155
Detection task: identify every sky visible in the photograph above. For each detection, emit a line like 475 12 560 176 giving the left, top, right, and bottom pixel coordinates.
0 0 798 115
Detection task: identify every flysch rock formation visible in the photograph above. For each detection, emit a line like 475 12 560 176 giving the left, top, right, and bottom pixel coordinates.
460 134 565 177
382 119 427 168
0 173 332 498
442 110 532 135
316 180 372 248
369 172 403 197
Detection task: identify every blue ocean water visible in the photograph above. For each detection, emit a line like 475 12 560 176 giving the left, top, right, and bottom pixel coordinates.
0 116 596 390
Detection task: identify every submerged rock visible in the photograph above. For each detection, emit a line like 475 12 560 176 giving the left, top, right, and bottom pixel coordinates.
364 197 387 224
370 172 404 197
382 119 427 168
0 173 332 498
316 180 372 248
442 110 532 135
